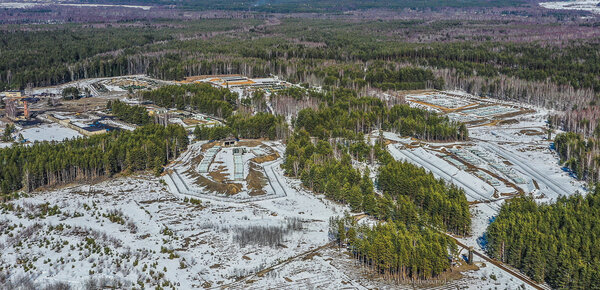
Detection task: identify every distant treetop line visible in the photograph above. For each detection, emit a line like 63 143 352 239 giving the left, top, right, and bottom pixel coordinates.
77 0 532 11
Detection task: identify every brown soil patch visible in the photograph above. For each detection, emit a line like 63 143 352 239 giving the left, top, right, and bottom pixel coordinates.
519 129 544 136
353 214 368 221
411 99 479 113
532 179 540 190
208 165 229 183
256 269 272 278
302 252 321 261
499 119 519 125
247 163 267 196
189 153 205 168
436 261 479 282
183 118 203 126
201 141 219 152
236 140 263 147
186 168 242 195
251 152 280 164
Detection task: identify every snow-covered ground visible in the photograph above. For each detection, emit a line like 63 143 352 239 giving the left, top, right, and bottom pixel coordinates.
389 91 584 204
98 119 136 131
57 3 152 10
0 2 38 8
388 145 496 203
164 141 290 202
0 174 348 288
540 0 600 14
20 123 82 143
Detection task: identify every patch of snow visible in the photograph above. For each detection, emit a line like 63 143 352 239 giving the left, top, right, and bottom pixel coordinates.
20 123 82 143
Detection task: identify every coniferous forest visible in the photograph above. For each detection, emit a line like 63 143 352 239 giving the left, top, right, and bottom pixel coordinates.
0 125 188 195
107 100 151 126
486 190 600 289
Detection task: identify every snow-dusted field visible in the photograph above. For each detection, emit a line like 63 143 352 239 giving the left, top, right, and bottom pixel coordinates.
540 0 600 14
0 2 38 9
20 123 82 143
389 91 584 205
0 174 349 288
57 3 152 10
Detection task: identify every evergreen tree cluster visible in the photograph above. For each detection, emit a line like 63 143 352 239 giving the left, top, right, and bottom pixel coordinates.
142 83 238 119
554 132 600 182
194 112 287 140
227 112 288 140
332 216 456 281
284 128 470 281
61 87 81 100
193 125 232 141
377 159 471 236
486 190 600 289
294 89 467 141
0 124 188 195
365 65 445 91
107 100 151 126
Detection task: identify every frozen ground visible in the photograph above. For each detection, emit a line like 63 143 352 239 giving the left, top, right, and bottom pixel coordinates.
540 0 600 14
388 93 584 204
0 174 348 288
57 3 152 10
0 2 152 9
20 123 82 143
164 141 290 202
388 145 497 203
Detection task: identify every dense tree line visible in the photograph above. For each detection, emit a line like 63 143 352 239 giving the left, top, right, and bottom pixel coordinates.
0 19 259 90
331 216 456 281
377 159 471 236
78 0 528 12
227 112 288 140
107 100 150 126
0 124 188 195
486 190 600 289
193 112 287 140
193 125 232 141
553 132 600 182
294 88 467 141
142 83 237 119
365 65 445 91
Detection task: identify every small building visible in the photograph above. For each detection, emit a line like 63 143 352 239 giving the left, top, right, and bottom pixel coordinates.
223 138 238 147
